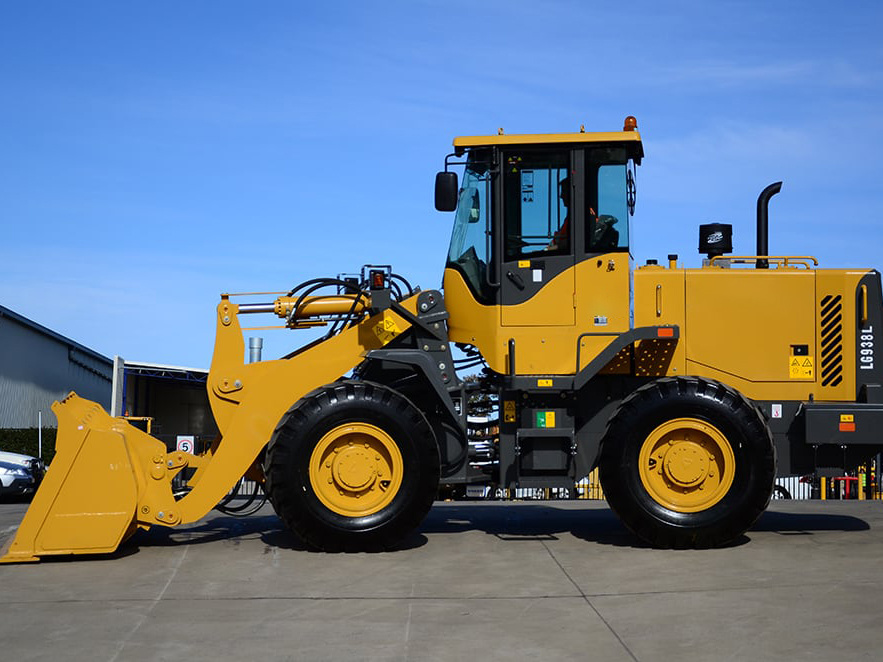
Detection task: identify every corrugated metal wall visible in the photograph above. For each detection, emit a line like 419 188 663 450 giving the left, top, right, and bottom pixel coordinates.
0 313 112 427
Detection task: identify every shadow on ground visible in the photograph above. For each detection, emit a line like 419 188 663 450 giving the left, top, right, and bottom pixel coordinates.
130 513 430 554
28 501 869 563
422 503 636 545
752 509 870 534
421 502 872 548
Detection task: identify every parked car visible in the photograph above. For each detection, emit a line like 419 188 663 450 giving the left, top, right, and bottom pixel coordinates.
0 451 44 499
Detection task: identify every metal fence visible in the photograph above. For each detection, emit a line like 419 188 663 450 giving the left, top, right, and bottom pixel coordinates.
457 463 883 502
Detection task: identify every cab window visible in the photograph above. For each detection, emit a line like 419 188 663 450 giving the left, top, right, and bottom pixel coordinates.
585 149 630 253
446 158 492 301
503 151 570 260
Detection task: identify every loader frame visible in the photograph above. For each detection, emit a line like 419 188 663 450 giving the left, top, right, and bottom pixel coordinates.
5 117 883 561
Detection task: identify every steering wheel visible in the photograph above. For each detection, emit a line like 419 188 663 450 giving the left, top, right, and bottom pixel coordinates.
627 169 636 216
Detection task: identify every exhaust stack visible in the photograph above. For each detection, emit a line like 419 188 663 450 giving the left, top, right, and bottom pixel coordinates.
756 181 782 269
248 337 263 363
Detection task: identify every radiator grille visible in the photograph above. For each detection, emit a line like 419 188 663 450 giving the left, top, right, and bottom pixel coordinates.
820 294 843 387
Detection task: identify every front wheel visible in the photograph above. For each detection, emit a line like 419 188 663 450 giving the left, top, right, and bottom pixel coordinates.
264 381 440 551
598 377 775 548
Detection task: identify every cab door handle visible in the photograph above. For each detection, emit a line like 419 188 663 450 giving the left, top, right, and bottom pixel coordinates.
507 271 525 290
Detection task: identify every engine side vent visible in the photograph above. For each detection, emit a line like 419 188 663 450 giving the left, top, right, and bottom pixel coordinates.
820 294 843 387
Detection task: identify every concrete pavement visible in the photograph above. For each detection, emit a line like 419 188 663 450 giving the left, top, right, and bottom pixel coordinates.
1 499 881 661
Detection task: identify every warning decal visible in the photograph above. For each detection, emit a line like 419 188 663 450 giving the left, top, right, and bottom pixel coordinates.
372 312 402 344
788 355 814 379
535 411 556 428
503 400 516 423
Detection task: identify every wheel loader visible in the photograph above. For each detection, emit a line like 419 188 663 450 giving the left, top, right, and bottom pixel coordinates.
3 116 883 562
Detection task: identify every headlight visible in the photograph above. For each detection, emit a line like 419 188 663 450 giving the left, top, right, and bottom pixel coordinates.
0 466 29 478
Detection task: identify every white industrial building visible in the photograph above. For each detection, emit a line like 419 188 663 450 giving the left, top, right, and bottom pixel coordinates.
0 304 112 428
0 304 217 449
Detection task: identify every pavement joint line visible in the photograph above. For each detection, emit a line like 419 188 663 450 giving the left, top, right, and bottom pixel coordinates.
107 542 189 662
6 579 883 606
1 594 590 605
582 580 870 599
541 540 640 662
403 603 413 659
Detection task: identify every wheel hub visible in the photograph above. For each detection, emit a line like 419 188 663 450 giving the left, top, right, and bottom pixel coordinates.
309 423 403 517
332 445 378 491
639 418 735 513
663 442 709 486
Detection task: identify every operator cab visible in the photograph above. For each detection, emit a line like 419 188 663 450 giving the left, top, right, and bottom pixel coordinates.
438 119 643 307
436 118 644 376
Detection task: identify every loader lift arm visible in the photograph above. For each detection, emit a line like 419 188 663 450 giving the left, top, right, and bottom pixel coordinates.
1 277 449 562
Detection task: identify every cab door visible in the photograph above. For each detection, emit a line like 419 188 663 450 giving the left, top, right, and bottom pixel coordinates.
499 148 576 327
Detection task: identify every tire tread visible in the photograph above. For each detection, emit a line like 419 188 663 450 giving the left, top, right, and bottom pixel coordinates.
599 376 775 548
265 381 439 552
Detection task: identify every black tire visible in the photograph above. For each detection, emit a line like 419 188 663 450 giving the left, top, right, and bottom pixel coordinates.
264 381 440 551
598 377 775 548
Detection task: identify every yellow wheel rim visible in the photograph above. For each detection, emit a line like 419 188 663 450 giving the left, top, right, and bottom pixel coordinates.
310 423 403 517
638 418 736 513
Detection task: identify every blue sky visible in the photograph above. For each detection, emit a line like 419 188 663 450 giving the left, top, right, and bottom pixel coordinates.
2 1 882 367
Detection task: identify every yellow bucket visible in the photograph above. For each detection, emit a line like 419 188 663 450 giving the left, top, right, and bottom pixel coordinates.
1 393 170 563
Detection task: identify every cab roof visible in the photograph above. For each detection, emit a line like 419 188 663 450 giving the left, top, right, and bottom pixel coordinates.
452 126 643 163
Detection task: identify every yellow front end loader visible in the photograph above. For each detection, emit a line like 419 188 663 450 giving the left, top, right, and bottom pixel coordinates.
2 283 444 560
4 116 883 562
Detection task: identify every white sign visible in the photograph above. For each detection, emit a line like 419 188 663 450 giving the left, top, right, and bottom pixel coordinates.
771 404 782 419
176 435 195 454
466 485 490 498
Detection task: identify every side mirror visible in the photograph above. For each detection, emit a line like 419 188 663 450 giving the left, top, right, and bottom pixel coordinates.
434 171 459 212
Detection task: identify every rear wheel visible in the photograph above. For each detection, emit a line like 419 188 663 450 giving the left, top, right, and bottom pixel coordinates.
599 377 775 548
265 381 439 551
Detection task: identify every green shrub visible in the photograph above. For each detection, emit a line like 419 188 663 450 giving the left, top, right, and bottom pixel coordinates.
0 428 57 463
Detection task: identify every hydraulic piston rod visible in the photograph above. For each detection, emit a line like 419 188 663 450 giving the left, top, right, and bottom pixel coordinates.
237 295 369 319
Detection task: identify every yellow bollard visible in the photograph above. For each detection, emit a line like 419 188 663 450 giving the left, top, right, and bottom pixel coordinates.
821 476 826 500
